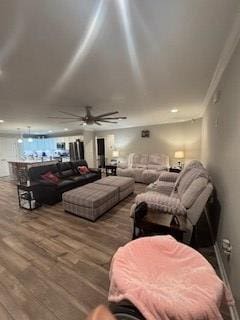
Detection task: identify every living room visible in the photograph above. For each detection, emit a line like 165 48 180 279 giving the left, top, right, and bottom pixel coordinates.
0 1 240 319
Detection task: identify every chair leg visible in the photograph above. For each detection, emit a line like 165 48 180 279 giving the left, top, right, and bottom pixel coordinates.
190 226 199 249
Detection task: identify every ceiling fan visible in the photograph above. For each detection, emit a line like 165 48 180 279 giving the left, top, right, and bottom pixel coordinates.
48 106 127 126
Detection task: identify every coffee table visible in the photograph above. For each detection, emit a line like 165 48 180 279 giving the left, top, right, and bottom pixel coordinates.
133 208 187 241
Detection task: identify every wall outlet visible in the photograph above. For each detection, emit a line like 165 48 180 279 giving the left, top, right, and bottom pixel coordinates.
222 239 232 257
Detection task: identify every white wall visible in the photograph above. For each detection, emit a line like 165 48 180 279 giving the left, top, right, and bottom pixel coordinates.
83 130 95 167
202 40 240 312
0 137 20 177
96 119 202 165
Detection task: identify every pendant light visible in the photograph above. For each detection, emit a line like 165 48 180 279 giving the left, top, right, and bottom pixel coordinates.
17 128 23 144
27 126 33 142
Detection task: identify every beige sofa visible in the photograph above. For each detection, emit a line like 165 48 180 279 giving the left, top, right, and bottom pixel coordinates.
117 153 169 184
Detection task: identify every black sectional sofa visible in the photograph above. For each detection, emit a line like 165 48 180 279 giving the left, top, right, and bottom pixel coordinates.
28 160 101 205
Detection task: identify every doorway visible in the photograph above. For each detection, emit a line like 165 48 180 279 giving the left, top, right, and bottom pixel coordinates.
96 138 105 168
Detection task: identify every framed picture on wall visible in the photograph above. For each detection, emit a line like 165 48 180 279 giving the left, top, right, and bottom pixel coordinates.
141 130 150 138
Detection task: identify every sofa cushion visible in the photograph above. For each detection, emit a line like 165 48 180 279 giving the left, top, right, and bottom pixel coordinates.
148 154 169 167
70 160 88 174
181 177 208 209
56 179 76 189
132 154 148 168
41 171 59 184
78 165 90 174
146 180 174 196
29 164 59 181
117 168 135 178
142 169 161 184
174 160 204 191
135 191 186 215
57 162 75 178
69 175 87 183
158 171 179 182
177 167 209 197
147 164 168 171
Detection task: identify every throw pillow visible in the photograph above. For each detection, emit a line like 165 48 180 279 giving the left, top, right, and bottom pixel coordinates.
78 166 90 175
41 171 59 184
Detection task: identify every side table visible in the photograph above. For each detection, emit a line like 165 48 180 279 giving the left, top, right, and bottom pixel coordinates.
17 183 41 210
133 207 187 242
105 164 117 176
169 167 182 173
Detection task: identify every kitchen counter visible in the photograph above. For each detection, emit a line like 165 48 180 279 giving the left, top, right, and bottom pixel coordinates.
8 160 59 182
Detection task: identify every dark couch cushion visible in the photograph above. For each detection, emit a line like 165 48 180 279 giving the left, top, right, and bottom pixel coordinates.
41 171 60 184
84 172 99 181
69 175 87 182
57 162 75 178
71 160 88 174
29 164 59 181
56 179 76 189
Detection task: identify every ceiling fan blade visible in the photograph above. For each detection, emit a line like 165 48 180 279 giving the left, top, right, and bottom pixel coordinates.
95 111 119 118
59 111 83 118
59 120 79 124
94 121 102 126
97 116 127 120
100 120 118 124
48 116 79 120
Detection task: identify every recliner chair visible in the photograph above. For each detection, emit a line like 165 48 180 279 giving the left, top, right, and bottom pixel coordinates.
131 160 213 243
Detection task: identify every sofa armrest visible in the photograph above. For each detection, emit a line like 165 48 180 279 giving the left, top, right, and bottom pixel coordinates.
89 168 102 178
158 171 179 182
89 167 100 172
117 161 128 169
146 181 174 196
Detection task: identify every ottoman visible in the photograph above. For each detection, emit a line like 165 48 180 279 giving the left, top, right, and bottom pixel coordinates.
62 183 119 221
142 169 161 184
94 176 135 200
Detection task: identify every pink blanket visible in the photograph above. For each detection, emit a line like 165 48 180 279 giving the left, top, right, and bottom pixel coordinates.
108 236 234 320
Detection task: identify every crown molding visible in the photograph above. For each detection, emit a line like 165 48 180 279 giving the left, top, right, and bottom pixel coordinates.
202 7 240 114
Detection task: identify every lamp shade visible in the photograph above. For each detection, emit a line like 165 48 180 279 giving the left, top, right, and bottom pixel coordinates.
112 150 119 157
174 151 184 159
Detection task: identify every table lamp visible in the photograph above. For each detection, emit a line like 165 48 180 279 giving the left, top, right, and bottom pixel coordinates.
111 150 119 164
174 151 185 168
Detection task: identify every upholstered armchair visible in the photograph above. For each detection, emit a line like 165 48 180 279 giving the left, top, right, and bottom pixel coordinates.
131 160 213 243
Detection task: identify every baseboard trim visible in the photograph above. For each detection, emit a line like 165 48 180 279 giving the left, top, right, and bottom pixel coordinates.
214 243 239 320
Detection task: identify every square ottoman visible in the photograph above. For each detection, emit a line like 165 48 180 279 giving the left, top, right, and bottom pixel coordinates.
94 176 135 200
62 183 119 221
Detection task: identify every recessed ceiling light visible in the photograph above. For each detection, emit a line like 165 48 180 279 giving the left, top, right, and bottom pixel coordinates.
48 130 53 133
64 128 69 131
171 109 179 113
0 119 4 123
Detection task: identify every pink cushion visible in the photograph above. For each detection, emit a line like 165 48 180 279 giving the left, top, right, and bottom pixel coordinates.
41 171 59 184
109 236 234 320
78 165 90 175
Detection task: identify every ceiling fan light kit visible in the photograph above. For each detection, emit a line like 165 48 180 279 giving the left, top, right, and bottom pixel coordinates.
48 106 127 126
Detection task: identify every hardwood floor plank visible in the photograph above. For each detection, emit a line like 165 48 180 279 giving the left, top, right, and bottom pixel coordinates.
0 269 58 320
0 302 14 320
